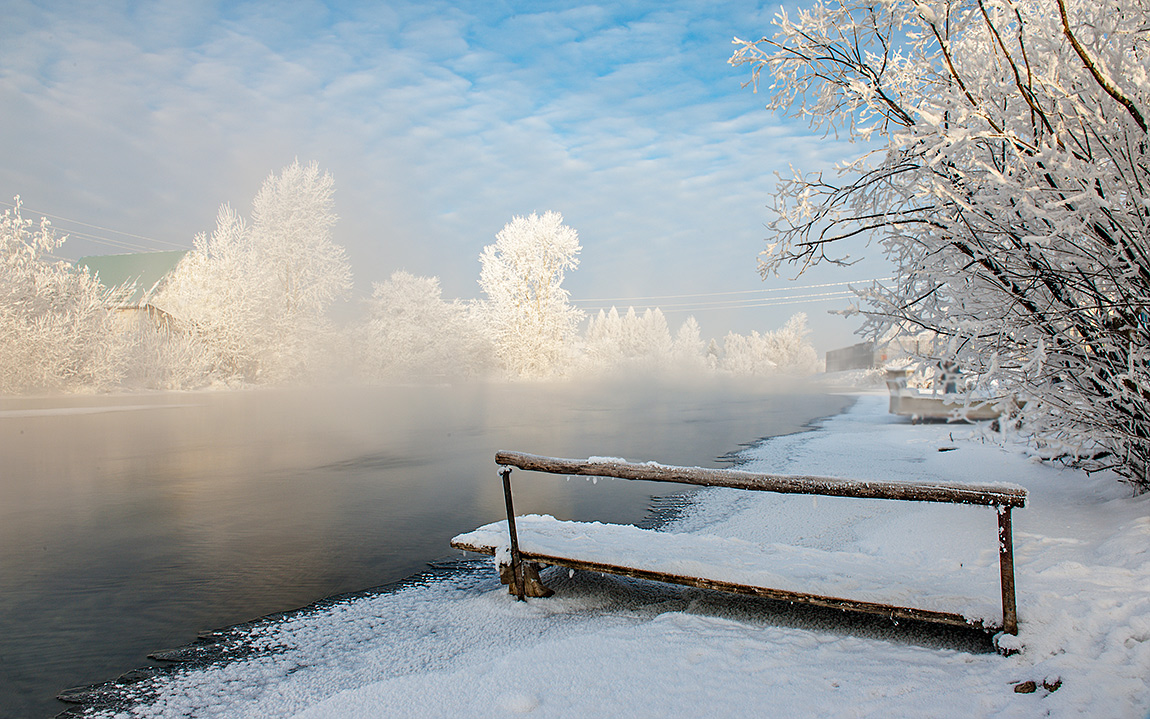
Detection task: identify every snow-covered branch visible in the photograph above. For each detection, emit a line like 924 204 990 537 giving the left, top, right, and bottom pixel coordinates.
737 0 1150 490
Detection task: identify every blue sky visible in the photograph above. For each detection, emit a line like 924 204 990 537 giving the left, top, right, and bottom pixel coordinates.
0 0 889 352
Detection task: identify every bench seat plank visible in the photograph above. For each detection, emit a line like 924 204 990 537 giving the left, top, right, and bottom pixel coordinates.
452 514 1002 631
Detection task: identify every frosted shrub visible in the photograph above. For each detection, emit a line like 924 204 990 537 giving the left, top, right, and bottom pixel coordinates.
671 316 709 373
358 270 492 381
720 313 819 376
580 307 675 374
0 198 120 393
720 331 777 376
735 0 1150 490
769 312 820 373
155 161 352 384
477 212 583 379
114 309 216 390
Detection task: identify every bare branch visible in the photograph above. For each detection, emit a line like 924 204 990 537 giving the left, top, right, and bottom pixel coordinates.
1056 0 1148 132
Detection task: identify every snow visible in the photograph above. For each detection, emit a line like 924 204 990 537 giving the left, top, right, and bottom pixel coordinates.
85 393 1150 718
454 514 999 624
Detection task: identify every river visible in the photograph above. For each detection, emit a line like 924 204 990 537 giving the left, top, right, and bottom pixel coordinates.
0 378 849 718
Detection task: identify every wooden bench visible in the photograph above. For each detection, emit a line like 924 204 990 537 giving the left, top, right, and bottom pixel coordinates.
451 451 1027 636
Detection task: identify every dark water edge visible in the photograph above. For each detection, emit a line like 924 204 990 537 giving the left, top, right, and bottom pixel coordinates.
48 457 815 717
51 489 712 715
0 378 850 718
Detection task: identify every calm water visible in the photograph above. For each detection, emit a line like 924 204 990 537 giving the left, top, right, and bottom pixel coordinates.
0 378 848 718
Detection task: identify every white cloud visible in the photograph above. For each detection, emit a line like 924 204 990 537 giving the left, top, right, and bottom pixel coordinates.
0 0 884 351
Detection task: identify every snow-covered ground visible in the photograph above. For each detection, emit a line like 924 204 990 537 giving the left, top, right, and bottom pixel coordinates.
77 393 1150 718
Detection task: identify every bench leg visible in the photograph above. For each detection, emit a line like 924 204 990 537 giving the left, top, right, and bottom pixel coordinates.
499 467 554 599
498 560 554 598
998 506 1018 635
501 467 526 600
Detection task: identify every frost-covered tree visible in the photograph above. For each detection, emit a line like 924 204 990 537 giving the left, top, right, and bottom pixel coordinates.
770 312 821 373
706 338 721 369
478 211 583 378
0 198 120 392
250 161 352 325
720 331 778 376
358 270 492 380
155 205 261 380
734 0 1150 489
156 161 352 382
581 306 676 374
671 316 709 372
720 313 819 376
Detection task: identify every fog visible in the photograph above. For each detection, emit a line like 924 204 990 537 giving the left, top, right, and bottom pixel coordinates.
2 170 827 396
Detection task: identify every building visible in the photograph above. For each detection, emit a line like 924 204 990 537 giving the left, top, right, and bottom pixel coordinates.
825 342 881 373
77 250 188 330
77 250 188 305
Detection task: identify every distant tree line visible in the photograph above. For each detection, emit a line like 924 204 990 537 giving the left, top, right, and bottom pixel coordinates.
0 163 820 394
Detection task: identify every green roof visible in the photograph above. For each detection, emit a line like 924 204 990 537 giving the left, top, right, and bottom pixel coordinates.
77 250 188 304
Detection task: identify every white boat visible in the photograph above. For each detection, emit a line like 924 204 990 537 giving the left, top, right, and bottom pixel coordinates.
885 371 1006 422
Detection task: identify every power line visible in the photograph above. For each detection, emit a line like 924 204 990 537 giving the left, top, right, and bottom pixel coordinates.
579 289 859 312
580 290 860 314
445 278 886 308
571 278 890 304
54 229 164 254
0 199 189 252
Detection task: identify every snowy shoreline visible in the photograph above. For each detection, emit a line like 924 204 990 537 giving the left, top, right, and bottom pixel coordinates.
63 393 1150 718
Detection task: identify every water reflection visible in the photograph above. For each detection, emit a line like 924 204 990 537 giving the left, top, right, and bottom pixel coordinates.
0 378 847 718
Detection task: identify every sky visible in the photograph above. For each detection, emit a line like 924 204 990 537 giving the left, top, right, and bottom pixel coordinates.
0 0 891 353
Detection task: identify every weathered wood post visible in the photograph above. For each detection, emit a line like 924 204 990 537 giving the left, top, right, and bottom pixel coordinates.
500 466 525 601
997 505 1018 635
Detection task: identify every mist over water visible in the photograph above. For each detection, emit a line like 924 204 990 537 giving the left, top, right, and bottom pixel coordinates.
0 378 848 718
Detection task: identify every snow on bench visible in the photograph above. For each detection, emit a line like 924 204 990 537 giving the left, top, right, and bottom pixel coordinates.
452 515 1005 628
451 451 1027 636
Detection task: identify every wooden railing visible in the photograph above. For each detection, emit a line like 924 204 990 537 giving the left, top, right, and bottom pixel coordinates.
491 451 1026 636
